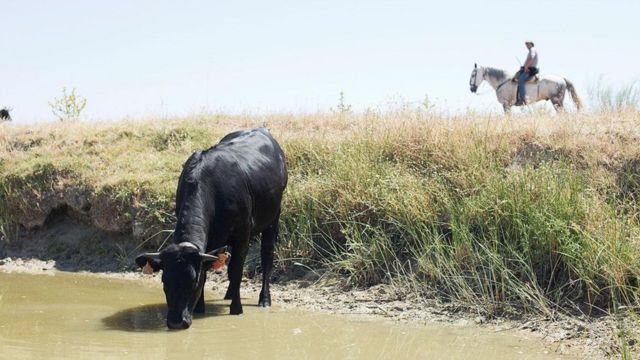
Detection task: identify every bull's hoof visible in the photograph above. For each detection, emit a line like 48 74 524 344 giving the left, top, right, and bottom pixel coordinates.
258 293 271 307
230 302 243 315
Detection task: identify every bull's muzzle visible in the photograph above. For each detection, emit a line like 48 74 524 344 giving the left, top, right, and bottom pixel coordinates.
167 308 192 330
167 318 191 330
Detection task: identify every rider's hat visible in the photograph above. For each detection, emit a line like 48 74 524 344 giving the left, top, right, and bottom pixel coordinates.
525 40 535 46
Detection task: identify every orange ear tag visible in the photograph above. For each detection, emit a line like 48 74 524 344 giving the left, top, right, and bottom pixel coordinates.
212 252 229 274
142 261 154 275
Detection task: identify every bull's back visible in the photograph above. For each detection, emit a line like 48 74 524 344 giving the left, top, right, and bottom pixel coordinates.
210 128 287 230
216 128 286 185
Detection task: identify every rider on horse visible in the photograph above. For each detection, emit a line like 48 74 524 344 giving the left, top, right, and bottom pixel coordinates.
516 41 539 106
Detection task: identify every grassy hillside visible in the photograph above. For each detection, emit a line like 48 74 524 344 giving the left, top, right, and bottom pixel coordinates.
1 110 640 316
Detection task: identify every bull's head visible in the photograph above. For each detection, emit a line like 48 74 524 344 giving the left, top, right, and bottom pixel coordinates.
136 243 217 330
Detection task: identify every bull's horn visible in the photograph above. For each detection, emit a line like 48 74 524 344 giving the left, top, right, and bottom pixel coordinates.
178 242 199 250
200 253 218 262
206 245 230 256
137 252 161 260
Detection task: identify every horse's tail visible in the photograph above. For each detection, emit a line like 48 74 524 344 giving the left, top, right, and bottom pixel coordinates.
564 78 582 111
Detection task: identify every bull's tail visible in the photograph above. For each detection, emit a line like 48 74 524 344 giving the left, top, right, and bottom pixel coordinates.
564 78 582 111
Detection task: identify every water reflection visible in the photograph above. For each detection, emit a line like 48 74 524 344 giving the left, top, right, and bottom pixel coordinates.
102 302 228 332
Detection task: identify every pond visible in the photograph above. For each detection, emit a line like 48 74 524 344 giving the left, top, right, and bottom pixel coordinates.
0 271 572 359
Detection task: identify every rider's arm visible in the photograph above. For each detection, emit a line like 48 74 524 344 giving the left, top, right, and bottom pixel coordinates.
524 57 532 72
524 50 536 71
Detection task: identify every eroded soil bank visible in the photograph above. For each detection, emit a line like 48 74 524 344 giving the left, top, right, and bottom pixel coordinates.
0 218 636 359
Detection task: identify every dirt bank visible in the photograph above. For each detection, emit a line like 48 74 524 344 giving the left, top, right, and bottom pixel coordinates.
1 215 638 359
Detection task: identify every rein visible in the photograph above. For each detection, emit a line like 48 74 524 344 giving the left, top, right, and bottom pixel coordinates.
495 78 511 92
474 78 511 96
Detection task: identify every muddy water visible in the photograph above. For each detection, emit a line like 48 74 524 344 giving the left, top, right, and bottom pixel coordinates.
0 271 571 359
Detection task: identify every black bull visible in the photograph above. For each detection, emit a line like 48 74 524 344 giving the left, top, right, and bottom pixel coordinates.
0 108 11 121
136 128 288 329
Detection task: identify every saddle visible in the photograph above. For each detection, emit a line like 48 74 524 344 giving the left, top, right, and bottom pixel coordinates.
512 68 540 83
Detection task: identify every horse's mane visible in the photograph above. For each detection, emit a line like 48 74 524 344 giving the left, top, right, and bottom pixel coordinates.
483 67 511 82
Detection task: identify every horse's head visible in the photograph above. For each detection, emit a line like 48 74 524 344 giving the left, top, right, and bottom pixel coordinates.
469 63 484 93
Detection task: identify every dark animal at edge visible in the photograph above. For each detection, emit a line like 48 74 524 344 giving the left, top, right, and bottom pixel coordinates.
136 127 288 329
0 108 11 121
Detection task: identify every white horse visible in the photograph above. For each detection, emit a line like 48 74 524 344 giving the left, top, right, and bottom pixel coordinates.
469 64 582 113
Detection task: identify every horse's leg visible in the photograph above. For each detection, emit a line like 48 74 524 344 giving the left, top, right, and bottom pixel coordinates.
551 92 565 113
503 103 512 115
552 99 564 113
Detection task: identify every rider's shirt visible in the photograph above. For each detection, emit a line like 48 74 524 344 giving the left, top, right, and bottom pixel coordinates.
527 47 538 68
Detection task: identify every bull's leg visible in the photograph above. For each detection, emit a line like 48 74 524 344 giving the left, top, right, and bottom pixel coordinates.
227 233 250 315
194 288 205 314
259 216 279 307
224 247 234 300
224 284 232 300
224 253 235 300
193 269 207 314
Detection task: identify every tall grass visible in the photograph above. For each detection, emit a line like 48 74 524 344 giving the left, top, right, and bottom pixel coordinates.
588 76 640 112
1 110 639 316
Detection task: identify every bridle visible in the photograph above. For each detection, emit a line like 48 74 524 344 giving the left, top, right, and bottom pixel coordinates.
471 67 510 95
470 68 493 95
470 68 478 92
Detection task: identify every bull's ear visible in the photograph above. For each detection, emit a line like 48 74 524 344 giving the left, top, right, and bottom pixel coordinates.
199 253 218 268
135 253 163 273
474 63 477 69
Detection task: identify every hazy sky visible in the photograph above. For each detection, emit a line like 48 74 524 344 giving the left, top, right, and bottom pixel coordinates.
1 0 637 123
